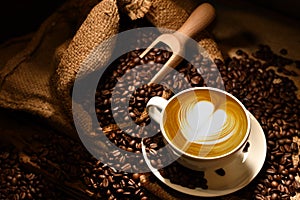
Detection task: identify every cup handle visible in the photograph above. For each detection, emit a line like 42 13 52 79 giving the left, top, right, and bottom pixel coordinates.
146 96 168 124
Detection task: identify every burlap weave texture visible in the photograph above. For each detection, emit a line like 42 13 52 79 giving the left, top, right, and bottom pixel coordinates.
0 0 223 139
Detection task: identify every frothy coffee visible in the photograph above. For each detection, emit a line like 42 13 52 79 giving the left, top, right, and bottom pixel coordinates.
163 89 248 158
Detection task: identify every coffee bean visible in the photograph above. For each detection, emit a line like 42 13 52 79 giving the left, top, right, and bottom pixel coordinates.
255 194 265 200
121 163 131 171
20 192 26 199
291 142 299 154
236 49 244 56
102 178 109 188
149 143 158 149
279 48 288 55
266 168 276 174
271 193 278 200
190 75 202 85
271 181 278 188
214 58 224 66
215 168 226 176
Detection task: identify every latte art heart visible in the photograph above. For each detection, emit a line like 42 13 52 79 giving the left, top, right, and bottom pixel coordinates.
181 101 230 144
163 89 248 158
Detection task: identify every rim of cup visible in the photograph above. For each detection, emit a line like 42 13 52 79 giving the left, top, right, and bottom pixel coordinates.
159 86 251 160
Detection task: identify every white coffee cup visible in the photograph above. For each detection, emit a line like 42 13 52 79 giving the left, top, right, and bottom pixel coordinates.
146 87 251 171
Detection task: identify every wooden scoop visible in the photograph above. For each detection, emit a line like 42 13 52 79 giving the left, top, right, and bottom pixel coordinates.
139 3 216 84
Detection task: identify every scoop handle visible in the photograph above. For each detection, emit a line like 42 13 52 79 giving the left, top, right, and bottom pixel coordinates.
177 3 215 39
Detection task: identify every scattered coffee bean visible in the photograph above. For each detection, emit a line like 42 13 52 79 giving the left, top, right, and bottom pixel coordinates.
279 48 287 55
215 168 226 176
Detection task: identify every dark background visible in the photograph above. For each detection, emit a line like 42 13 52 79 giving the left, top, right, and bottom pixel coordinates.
0 0 66 44
0 0 299 44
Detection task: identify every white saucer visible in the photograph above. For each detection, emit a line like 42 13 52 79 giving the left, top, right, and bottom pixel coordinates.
142 112 267 197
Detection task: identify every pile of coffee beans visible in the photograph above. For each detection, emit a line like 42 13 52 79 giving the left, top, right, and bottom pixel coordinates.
0 147 67 199
94 42 299 199
1 25 299 199
218 48 300 199
21 130 150 200
80 160 148 199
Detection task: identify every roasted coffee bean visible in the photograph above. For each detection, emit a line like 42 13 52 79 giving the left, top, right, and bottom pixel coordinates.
271 181 278 188
279 48 288 55
214 58 224 66
291 142 299 154
215 168 226 176
236 49 244 56
255 193 265 200
271 192 278 200
266 168 276 174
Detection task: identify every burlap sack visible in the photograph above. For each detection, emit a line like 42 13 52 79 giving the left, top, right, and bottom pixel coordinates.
0 0 223 139
0 0 102 136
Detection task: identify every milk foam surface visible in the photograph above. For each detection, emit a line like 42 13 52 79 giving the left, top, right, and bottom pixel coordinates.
163 89 248 158
182 101 228 143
